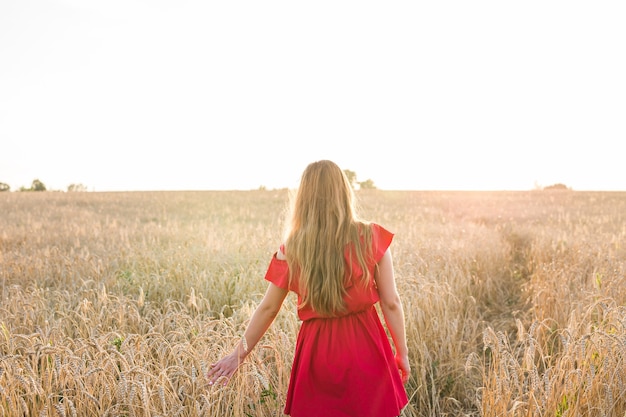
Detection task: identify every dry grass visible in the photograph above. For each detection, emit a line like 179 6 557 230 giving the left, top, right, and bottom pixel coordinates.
1 190 624 416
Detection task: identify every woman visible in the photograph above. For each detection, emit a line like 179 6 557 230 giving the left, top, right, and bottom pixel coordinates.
208 160 410 416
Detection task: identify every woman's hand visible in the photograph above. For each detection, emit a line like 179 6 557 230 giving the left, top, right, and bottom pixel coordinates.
207 350 242 386
206 283 287 386
396 353 411 384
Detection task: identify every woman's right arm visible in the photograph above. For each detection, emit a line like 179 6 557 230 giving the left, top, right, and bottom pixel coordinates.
207 282 288 385
374 248 411 384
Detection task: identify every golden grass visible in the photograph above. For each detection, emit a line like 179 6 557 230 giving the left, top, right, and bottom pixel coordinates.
1 189 625 416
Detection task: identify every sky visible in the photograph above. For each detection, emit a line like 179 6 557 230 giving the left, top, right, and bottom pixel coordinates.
1 0 625 192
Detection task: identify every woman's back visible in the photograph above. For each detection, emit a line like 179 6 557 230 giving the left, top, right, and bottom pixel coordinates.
265 222 408 417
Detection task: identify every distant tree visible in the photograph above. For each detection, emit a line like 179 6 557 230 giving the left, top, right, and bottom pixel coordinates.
28 179 47 191
0 182 9 192
543 183 570 191
67 183 88 192
343 169 357 189
358 179 376 190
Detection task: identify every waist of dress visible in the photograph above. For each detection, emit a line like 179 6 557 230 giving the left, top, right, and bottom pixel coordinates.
299 304 376 322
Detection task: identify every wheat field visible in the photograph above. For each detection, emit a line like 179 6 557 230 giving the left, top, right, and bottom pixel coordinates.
1 190 625 416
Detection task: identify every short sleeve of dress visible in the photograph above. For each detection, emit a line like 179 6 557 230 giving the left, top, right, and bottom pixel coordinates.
264 248 290 290
371 223 394 263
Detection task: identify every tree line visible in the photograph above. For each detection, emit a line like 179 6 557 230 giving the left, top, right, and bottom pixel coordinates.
342 170 376 190
1 171 377 193
0 177 574 193
0 179 87 192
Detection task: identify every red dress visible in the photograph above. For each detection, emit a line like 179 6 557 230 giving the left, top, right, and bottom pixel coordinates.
264 223 408 417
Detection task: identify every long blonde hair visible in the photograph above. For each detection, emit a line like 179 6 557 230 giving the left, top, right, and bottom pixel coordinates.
283 160 372 317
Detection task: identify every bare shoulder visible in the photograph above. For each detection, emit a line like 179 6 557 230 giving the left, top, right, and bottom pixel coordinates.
277 247 287 261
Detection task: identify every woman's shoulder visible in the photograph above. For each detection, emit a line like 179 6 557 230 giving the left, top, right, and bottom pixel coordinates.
367 223 394 260
357 221 393 237
277 244 287 261
371 222 393 236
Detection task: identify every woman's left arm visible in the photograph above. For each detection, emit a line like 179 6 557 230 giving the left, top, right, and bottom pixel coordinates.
374 248 411 384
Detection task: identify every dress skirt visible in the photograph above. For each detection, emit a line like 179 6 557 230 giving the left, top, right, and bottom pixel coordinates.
284 306 408 417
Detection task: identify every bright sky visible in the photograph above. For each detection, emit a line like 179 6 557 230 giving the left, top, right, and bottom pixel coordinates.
1 1 624 192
